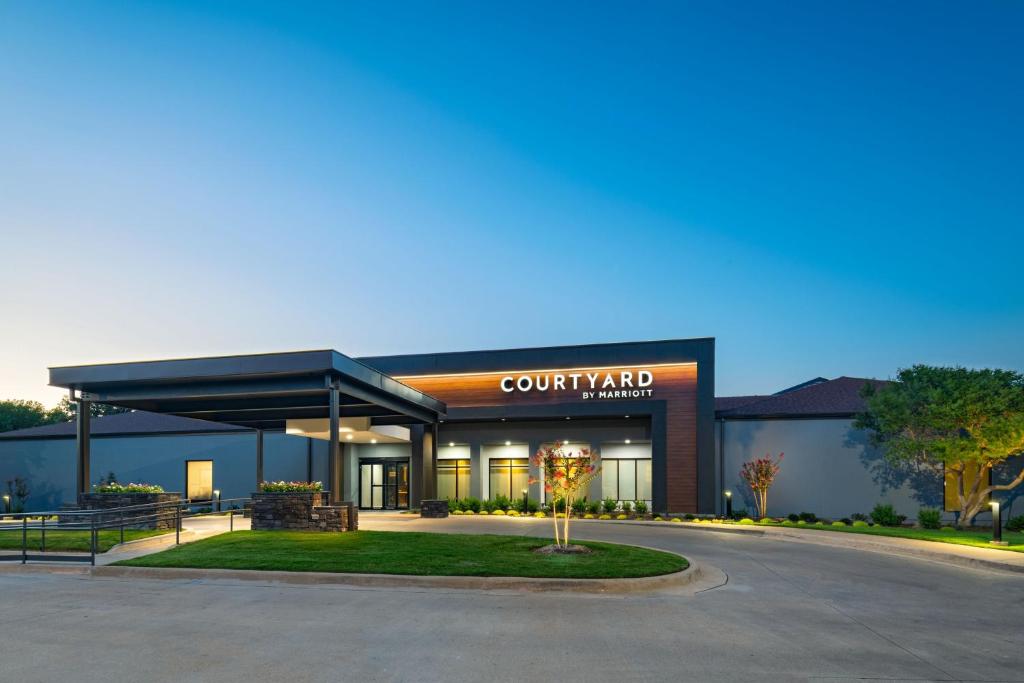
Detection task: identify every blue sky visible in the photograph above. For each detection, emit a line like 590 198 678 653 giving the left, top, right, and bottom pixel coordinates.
1 1 1021 404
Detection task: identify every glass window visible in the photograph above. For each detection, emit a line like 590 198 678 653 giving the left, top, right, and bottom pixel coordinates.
602 463 618 501
638 460 652 501
360 464 372 508
601 459 651 504
489 458 528 500
437 459 471 500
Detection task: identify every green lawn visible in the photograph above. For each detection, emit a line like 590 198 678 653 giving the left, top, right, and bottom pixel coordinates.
0 528 167 552
115 530 687 578
745 520 1024 552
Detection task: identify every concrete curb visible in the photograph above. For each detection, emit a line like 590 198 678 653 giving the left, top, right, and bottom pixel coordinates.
91 560 701 594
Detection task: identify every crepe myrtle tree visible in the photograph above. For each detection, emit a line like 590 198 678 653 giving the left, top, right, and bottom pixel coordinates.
739 453 782 519
856 365 1024 528
530 443 600 549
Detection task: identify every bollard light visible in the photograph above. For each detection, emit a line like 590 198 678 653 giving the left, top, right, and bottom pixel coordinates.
214 489 221 513
724 490 733 519
991 500 1007 545
2 494 9 514
522 488 529 516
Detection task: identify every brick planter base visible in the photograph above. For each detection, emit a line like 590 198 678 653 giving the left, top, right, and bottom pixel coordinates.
420 499 449 518
77 492 182 530
252 492 357 531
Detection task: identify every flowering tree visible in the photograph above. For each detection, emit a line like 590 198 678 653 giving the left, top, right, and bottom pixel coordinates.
739 453 783 519
530 443 600 549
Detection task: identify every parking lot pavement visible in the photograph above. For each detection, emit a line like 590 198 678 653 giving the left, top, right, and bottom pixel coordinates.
0 515 1020 682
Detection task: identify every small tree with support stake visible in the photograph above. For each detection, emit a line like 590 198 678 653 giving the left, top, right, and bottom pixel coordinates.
531 444 600 550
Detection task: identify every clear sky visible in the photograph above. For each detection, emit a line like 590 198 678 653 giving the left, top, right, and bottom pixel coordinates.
1 1 1021 405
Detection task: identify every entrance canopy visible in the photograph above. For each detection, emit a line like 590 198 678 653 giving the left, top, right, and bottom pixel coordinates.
49 350 447 500
49 350 446 429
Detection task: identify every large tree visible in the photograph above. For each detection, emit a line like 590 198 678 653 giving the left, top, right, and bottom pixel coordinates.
0 399 54 433
49 396 130 421
855 365 1024 527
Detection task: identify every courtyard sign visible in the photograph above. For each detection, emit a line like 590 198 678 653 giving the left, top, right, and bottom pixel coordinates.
499 370 654 400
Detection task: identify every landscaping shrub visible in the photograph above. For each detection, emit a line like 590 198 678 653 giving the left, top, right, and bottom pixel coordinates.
731 508 749 521
738 518 755 525
602 498 618 514
850 512 869 522
1006 515 1024 533
511 497 525 513
491 509 506 516
478 510 489 515
452 510 464 515
781 520 796 527
670 517 682 523
940 526 956 532
757 517 775 524
598 514 612 520
493 495 512 512
572 497 588 516
616 513 628 520
507 510 519 517
527 499 540 514
533 511 546 518
653 516 664 521
481 499 498 513
583 513 595 519
553 498 567 514
796 520 807 525
870 503 906 527
917 507 942 530
684 513 696 520
798 512 817 523
464 510 476 515
587 500 601 515
463 497 482 513
787 513 800 523
852 520 869 528
621 501 632 514
98 481 167 491
831 520 847 527
634 500 648 515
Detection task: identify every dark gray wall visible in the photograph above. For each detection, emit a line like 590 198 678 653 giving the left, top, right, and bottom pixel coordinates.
0 432 312 511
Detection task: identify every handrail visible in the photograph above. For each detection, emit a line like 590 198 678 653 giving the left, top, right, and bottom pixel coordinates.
0 496 252 566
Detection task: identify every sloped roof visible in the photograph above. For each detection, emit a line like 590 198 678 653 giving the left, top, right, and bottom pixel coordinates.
716 376 887 419
0 410 248 440
714 395 769 411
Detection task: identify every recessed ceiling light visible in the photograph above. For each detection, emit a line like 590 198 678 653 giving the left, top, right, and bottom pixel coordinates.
346 434 353 440
449 442 455 447
625 439 631 444
563 440 570 445
505 440 511 446
371 438 378 444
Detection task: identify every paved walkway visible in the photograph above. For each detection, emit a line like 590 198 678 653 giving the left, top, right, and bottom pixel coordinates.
0 513 1021 682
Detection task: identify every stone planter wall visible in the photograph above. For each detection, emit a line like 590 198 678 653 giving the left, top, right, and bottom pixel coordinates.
252 492 357 532
77 492 182 530
420 499 449 518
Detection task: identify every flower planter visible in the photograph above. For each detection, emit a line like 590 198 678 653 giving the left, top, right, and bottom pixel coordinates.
251 492 357 531
76 492 183 530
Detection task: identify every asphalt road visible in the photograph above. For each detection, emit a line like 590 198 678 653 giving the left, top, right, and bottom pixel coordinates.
0 515 1020 683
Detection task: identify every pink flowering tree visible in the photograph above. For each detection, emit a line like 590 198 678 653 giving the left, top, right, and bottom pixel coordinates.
739 453 783 519
530 443 600 549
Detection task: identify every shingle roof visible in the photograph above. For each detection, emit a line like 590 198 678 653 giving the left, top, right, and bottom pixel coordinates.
714 395 769 411
0 411 248 439
716 376 888 419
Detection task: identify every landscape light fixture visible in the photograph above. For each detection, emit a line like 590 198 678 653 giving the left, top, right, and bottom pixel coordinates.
522 488 529 515
2 494 8 513
724 490 733 519
991 500 1007 545
213 489 221 512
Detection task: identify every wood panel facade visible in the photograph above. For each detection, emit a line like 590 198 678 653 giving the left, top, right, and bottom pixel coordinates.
396 362 700 512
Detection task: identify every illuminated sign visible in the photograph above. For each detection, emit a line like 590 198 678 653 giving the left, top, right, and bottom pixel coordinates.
500 370 654 400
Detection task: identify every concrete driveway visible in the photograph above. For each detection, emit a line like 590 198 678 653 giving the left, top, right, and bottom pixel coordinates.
0 514 1020 682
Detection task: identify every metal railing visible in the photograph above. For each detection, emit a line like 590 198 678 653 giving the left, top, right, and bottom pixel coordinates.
0 496 250 566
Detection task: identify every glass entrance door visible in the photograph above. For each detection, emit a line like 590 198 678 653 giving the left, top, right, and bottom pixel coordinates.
359 460 410 510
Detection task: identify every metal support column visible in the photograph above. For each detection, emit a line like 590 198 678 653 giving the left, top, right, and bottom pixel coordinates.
255 429 265 489
329 384 341 504
76 396 91 496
